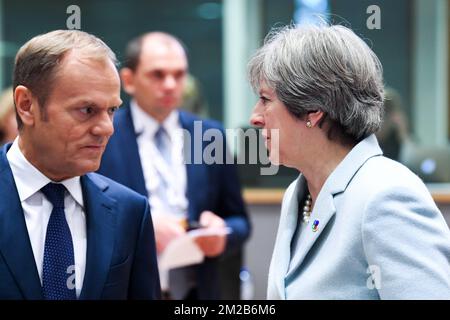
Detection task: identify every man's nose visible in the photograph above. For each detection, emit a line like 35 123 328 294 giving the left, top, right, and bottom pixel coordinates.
92 111 114 137
163 75 177 90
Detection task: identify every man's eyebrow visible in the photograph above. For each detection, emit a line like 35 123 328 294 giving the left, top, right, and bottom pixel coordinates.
146 68 164 74
69 100 113 109
69 100 98 107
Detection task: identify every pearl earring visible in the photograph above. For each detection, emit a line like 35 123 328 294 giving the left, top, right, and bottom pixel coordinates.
306 120 312 128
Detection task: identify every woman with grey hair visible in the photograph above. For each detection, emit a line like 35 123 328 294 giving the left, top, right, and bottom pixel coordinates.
249 24 450 299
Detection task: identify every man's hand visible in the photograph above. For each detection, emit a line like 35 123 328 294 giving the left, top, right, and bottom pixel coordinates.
153 215 186 254
193 211 227 258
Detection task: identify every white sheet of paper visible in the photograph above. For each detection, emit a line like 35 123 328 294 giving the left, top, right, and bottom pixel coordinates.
158 227 232 290
187 227 232 239
158 227 232 271
158 234 204 272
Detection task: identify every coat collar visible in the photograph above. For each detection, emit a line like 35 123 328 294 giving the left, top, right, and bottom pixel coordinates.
320 134 383 197
270 134 383 299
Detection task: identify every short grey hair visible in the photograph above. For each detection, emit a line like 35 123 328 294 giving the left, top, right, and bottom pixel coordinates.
13 29 117 129
248 23 384 142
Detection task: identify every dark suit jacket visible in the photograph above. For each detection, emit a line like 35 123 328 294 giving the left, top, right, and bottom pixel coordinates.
0 143 161 299
97 105 251 299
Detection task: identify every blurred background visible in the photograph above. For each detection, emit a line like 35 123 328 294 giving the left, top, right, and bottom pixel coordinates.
0 0 448 299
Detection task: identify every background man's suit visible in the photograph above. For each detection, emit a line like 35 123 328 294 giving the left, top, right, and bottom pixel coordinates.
0 143 161 299
98 104 251 299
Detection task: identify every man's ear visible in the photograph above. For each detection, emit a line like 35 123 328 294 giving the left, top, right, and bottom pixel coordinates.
120 68 135 95
14 85 37 127
307 110 326 127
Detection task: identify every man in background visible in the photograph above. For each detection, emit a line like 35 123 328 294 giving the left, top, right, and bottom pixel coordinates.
0 30 160 299
0 86 18 146
98 32 250 299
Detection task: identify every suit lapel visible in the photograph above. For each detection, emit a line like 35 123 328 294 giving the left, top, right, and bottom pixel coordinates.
116 105 147 196
0 144 43 299
79 173 116 300
179 111 208 221
186 163 207 221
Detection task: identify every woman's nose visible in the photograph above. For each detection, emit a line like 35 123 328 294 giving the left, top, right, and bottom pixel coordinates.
250 104 264 128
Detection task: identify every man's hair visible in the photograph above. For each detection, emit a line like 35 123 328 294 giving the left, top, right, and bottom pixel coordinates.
13 29 117 129
123 31 187 71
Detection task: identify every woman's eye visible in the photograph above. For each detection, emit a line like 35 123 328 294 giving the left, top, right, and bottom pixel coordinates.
260 96 270 104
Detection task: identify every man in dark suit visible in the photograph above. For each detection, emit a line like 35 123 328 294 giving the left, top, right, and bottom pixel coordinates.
98 32 250 299
0 30 160 299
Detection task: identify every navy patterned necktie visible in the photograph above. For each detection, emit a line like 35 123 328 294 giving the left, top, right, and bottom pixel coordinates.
41 183 77 300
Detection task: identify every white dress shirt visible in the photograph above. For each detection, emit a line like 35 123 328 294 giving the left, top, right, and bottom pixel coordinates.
130 100 188 219
6 138 86 298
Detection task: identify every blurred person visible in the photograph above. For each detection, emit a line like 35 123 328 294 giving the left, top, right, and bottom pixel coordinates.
182 73 209 117
98 32 250 300
249 23 450 299
0 30 160 299
376 87 410 161
0 86 18 145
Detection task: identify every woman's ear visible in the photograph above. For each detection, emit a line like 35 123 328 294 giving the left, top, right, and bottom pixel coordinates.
307 110 325 127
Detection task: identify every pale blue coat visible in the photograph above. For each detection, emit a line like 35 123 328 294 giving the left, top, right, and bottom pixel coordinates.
267 134 450 299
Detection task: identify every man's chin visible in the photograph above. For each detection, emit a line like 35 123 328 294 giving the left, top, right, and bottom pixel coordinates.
158 100 180 110
73 160 101 176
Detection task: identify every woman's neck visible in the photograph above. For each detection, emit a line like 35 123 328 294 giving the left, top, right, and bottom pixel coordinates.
299 140 353 204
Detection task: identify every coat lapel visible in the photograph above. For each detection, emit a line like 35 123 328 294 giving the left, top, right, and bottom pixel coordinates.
282 135 383 288
270 176 302 299
79 173 116 300
0 144 43 299
284 188 336 280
